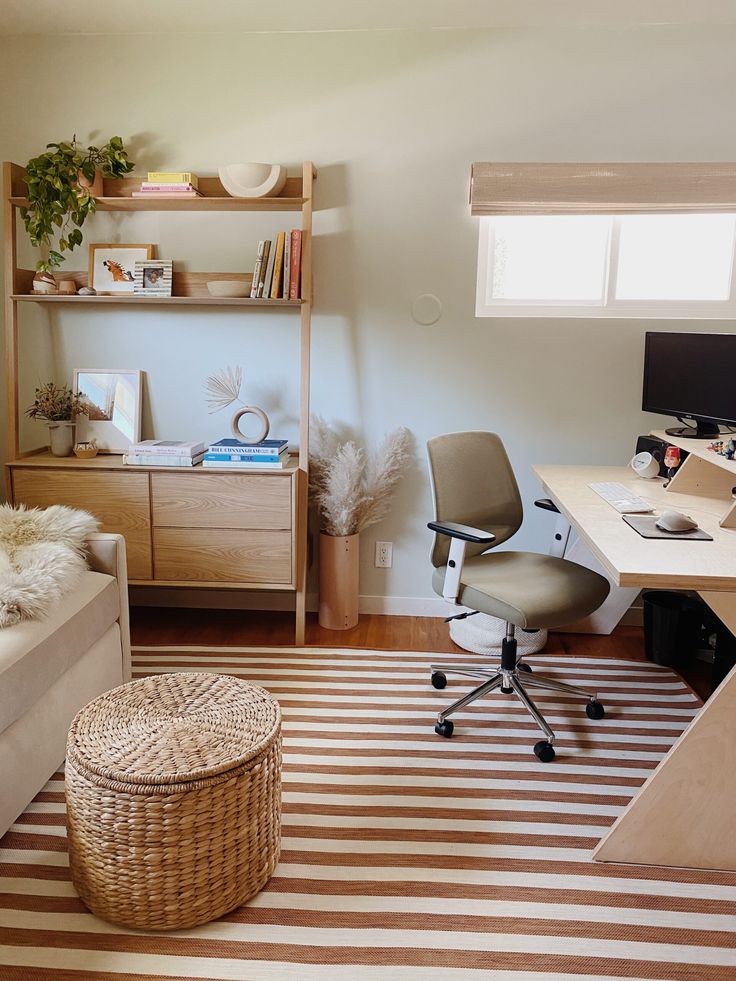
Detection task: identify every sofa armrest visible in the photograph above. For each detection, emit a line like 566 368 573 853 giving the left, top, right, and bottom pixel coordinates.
85 533 131 683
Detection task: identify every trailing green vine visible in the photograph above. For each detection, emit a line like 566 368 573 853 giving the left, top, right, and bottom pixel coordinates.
21 135 135 273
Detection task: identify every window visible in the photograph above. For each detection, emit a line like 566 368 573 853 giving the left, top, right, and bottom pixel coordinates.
476 213 736 318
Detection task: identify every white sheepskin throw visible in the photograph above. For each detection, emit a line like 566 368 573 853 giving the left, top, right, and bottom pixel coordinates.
0 504 99 627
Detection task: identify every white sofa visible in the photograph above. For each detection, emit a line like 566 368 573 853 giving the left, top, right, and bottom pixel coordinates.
0 533 131 837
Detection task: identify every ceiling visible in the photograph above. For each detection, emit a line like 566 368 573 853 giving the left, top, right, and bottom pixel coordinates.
1 0 735 35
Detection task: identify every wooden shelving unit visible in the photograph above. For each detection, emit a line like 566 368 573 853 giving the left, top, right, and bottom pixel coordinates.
3 160 316 644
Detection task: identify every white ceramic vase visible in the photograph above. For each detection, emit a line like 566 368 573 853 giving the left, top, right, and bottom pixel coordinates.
48 421 75 457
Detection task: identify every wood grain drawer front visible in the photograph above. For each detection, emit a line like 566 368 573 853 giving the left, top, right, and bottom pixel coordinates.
153 528 292 583
151 473 292 530
11 469 152 580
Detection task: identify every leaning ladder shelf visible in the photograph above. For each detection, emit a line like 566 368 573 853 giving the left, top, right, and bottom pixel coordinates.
3 160 316 644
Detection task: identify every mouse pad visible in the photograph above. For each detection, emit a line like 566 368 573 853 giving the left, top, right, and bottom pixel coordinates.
623 515 713 541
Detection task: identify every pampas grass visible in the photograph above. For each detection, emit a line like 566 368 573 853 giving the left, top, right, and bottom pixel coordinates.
310 416 412 537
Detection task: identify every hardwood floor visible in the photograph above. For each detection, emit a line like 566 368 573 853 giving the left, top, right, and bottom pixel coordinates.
129 607 714 699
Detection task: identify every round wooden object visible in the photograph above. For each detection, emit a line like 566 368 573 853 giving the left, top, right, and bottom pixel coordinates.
65 672 282 931
231 405 270 444
318 533 359 629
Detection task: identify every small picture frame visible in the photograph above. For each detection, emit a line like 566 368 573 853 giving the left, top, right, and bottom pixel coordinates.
73 368 143 453
89 244 155 294
134 259 173 297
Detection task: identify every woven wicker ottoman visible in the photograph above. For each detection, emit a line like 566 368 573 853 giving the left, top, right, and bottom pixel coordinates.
65 672 281 931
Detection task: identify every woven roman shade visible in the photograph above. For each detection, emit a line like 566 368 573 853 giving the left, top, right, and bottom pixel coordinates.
470 162 736 216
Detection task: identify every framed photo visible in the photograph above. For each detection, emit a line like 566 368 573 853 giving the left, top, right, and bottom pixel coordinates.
73 369 143 453
134 259 173 297
89 244 154 294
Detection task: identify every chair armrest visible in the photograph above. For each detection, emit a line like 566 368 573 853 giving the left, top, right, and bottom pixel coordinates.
534 498 560 514
427 521 495 545
85 533 131 683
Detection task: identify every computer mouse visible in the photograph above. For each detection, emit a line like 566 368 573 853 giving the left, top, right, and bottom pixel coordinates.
655 510 699 533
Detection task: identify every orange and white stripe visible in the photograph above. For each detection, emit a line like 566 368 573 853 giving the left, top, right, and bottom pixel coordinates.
0 645 734 980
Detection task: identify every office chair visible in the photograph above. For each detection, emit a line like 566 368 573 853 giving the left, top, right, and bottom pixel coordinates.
427 431 611 762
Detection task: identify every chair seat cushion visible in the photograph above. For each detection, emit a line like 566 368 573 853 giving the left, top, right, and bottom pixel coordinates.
0 571 119 736
433 551 610 629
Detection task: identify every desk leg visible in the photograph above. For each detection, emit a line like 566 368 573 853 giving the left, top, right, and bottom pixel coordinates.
592 591 736 872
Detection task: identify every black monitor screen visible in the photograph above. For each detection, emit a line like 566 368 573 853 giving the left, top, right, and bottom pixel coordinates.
643 332 736 427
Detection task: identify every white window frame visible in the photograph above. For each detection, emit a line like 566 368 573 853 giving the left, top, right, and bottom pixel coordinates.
476 214 736 319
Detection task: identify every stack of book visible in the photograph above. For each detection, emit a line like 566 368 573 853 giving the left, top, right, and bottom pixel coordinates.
124 440 205 467
203 438 290 469
133 172 202 199
250 230 302 299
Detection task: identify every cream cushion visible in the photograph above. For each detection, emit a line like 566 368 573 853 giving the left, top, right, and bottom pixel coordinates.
433 552 610 630
0 571 119 736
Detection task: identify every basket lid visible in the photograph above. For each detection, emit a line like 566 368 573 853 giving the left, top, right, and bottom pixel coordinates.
66 672 281 787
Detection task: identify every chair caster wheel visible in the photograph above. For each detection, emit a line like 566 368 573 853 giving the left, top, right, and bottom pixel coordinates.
517 663 533 673
586 700 605 720
435 720 454 738
431 671 447 690
533 740 555 763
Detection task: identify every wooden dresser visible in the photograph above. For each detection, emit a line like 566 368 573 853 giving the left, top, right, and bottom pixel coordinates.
7 453 301 592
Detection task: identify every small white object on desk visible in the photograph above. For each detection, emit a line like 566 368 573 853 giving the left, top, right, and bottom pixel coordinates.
588 481 654 513
655 510 699 532
630 451 661 479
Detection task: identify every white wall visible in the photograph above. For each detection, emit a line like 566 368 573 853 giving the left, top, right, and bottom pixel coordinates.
1 26 735 610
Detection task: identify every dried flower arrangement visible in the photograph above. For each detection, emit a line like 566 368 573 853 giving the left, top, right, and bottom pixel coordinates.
25 382 88 422
310 415 412 537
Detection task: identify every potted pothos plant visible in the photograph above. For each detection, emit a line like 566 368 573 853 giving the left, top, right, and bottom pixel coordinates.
25 382 88 457
21 135 135 275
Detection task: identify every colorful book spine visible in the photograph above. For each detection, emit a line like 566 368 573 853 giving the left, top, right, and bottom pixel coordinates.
207 439 288 454
129 441 204 456
140 183 199 192
132 191 201 198
283 232 291 299
203 452 284 463
147 172 198 187
250 240 267 298
289 229 302 300
261 244 276 298
202 458 290 469
256 240 272 297
125 454 204 467
270 232 286 299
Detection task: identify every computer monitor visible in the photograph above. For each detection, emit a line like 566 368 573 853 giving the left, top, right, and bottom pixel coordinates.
642 331 736 439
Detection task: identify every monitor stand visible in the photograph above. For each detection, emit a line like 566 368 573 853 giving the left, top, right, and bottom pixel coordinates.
665 419 721 440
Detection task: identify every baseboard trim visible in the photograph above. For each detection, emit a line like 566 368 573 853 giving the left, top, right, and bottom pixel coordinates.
130 587 452 617
129 586 644 626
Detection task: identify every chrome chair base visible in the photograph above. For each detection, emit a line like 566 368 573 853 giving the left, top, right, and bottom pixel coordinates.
430 624 605 762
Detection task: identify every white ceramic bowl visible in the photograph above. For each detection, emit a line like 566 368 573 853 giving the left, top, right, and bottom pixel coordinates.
218 163 287 198
206 279 253 298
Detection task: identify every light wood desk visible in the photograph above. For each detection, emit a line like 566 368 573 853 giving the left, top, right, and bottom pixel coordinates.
534 436 736 873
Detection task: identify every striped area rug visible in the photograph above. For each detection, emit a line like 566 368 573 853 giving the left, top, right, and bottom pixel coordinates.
1 645 735 980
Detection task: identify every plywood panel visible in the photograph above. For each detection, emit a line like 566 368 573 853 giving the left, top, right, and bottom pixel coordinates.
153 528 291 583
151 473 292 530
11 469 152 580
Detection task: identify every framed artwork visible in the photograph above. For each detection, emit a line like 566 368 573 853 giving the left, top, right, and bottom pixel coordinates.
134 259 173 297
73 369 143 453
89 244 154 294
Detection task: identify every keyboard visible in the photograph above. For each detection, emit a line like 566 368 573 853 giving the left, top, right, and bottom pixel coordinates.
588 481 654 514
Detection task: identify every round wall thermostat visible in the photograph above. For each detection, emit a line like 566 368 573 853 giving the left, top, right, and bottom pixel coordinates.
630 451 660 479
411 293 442 326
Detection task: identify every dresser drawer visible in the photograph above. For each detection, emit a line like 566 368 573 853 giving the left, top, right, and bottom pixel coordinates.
153 528 292 583
11 469 152 580
151 473 292 530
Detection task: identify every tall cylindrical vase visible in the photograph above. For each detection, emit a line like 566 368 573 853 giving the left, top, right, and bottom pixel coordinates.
48 421 75 457
318 533 359 630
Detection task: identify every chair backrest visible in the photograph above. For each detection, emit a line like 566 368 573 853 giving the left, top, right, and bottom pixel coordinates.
427 431 523 567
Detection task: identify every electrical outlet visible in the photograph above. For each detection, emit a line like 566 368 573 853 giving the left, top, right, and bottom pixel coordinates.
375 541 393 568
